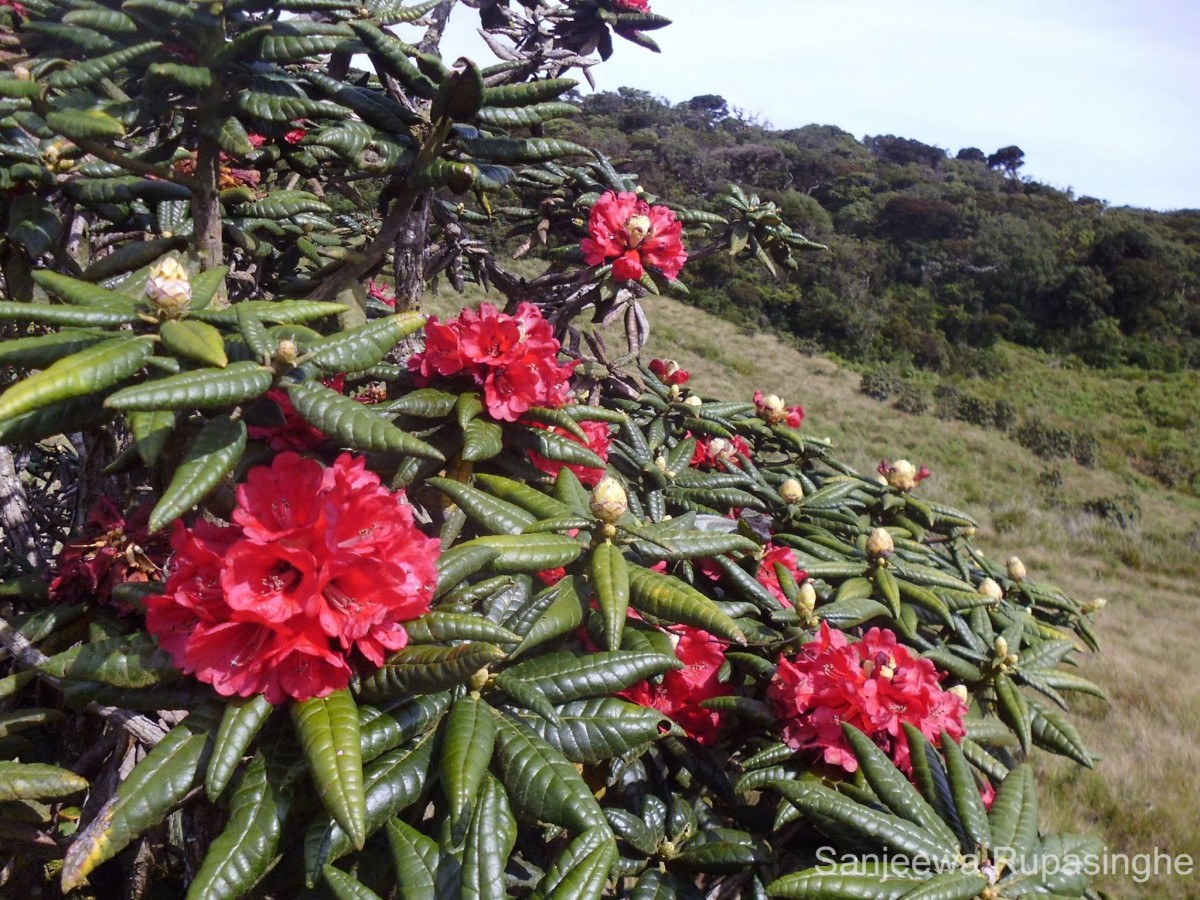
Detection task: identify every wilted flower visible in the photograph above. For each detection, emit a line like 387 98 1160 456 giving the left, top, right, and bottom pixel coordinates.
649 358 689 386
145 453 439 703
877 459 930 492
409 302 575 422
528 419 612 487
753 391 804 428
866 528 895 560
49 498 169 612
769 622 968 772
145 257 191 314
581 191 687 282
621 625 730 744
590 475 628 524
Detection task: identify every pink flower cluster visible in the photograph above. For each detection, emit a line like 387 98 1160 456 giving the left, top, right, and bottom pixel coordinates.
581 192 687 282
409 302 575 421
621 624 730 745
146 453 439 703
691 434 752 469
769 623 967 773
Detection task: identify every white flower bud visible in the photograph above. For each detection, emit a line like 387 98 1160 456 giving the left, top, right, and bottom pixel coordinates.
1006 556 1027 582
589 475 628 525
683 395 702 408
886 459 918 491
978 577 1003 602
145 257 191 314
13 65 32 81
948 684 969 704
779 478 804 504
274 339 299 366
797 580 817 612
993 636 1009 659
866 528 894 560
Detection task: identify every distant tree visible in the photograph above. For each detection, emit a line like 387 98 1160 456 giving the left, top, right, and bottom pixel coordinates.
987 145 1026 176
864 135 946 168
681 93 730 129
956 147 987 163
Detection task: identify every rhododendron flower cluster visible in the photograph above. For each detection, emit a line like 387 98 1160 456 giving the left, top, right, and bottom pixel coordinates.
769 623 967 773
528 419 612 486
581 191 687 281
691 434 752 469
754 390 804 428
621 624 730 744
649 358 689 386
757 543 805 607
49 497 168 611
145 453 439 703
878 458 930 492
409 302 575 421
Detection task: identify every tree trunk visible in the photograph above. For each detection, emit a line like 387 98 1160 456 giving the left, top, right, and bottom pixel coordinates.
392 189 431 313
0 446 41 569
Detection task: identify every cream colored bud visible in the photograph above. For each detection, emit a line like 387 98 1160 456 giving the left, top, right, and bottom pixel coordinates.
866 528 894 560
624 214 652 247
948 684 969 704
468 666 490 692
1082 597 1107 614
779 478 805 504
1005 652 1020 666
274 339 299 366
875 474 890 487
1006 556 1027 582
886 459 918 492
654 455 668 472
13 65 32 81
978 578 1003 602
683 395 702 408
797 580 817 612
589 475 628 524
145 256 191 314
993 636 1009 659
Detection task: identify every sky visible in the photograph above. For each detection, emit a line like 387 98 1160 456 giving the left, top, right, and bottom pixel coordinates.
440 0 1200 211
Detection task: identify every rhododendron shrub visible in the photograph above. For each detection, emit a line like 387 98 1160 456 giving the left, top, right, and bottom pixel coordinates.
146 453 438 702
0 1 1108 897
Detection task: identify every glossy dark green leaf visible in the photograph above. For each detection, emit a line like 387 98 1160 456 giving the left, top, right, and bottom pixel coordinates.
0 336 152 423
993 673 1031 753
292 690 367 850
428 476 536 535
38 632 175 687
150 414 246 532
358 643 506 700
105 360 273 411
160 319 228 368
205 694 274 800
503 650 680 704
322 865 385 900
0 761 87 802
442 695 498 842
940 730 991 853
541 825 617 899
523 698 670 764
307 313 425 373
590 540 629 651
386 818 445 900
405 612 519 645
460 774 516 900
0 329 108 368
627 564 745 643
456 533 583 574
287 380 444 458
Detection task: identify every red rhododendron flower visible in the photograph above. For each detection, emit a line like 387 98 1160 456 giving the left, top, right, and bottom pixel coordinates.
581 191 687 282
283 128 307 145
754 390 804 428
691 434 752 469
146 453 439 703
621 625 730 744
649 358 689 386
757 543 805 608
769 622 967 773
614 0 650 12
367 278 396 308
409 303 575 421
528 419 612 486
48 497 169 612
247 133 267 149
2 0 28 17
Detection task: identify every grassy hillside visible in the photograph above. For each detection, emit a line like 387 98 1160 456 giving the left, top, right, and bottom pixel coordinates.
430 285 1200 897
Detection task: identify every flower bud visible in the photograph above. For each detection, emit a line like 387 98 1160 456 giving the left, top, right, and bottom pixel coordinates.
992 636 1009 659
683 395 702 408
589 475 628 524
866 528 894 560
13 65 32 81
779 478 804 504
977 577 1003 602
948 684 969 704
1082 597 1107 614
624 213 651 247
468 666 490 692
797 580 817 612
889 459 918 491
654 455 668 473
144 256 191 315
1006 556 1026 582
274 339 299 366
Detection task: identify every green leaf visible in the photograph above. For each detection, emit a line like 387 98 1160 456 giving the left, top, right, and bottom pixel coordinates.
473 472 577 520
627 564 745 643
127 409 175 466
45 108 126 140
205 695 274 800
38 632 175 687
993 673 1032 753
292 690 367 850
0 336 152 424
188 750 290 900
307 313 425 373
428 476 536 536
460 775 516 900
491 710 607 832
442 695 498 842
456 533 583 574
458 136 590 164
542 826 617 899
463 418 504 462
512 422 606 470
304 730 435 881
61 711 215 892
1027 694 1093 766
322 865 385 900
590 541 630 651
523 698 670 764
286 380 444 458
887 871 988 899
45 41 160 89
481 78 577 108
767 867 922 899
510 575 586 656
347 21 437 99
405 612 520 645
503 650 680 704
941 731 991 853
433 543 503 599
105 360 273 411
191 299 346 326
358 643 506 700
149 414 246 532
386 819 444 900
0 329 109 369
432 60 485 122
160 319 228 368
0 761 87 802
